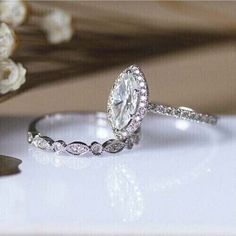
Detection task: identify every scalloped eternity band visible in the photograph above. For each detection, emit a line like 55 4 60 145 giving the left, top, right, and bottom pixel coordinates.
107 65 218 140
28 112 141 156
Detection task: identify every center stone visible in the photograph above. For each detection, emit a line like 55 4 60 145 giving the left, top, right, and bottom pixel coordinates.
110 71 139 130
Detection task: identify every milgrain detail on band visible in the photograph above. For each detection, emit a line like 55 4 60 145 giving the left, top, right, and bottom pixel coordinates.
27 132 140 157
148 103 217 125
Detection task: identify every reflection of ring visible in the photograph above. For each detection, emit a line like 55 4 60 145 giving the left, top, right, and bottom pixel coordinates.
28 112 141 156
107 65 218 140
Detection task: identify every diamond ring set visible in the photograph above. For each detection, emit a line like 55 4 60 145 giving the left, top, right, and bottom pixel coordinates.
28 65 217 156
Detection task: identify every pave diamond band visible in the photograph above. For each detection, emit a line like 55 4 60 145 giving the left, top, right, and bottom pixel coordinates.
28 112 141 156
148 103 217 125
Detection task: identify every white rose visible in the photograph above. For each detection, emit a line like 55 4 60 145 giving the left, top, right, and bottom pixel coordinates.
0 59 26 95
41 9 73 44
0 23 16 60
0 0 27 27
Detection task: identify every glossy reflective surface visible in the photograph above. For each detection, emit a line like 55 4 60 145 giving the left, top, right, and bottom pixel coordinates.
0 115 235 235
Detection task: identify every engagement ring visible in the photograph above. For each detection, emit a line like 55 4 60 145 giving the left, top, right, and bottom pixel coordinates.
107 65 217 140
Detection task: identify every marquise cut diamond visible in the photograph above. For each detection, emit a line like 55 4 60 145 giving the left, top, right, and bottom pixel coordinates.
66 142 89 155
109 71 139 130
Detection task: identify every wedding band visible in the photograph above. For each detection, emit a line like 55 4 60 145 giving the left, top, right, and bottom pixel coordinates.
107 65 218 140
28 112 141 156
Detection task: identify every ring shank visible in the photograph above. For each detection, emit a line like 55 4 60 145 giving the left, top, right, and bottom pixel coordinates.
148 103 217 125
28 112 141 156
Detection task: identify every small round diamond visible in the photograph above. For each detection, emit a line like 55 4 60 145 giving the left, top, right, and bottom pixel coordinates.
158 105 165 113
139 107 146 116
135 116 141 121
194 114 202 122
174 108 182 117
116 133 123 140
140 96 147 101
200 115 209 123
91 142 103 155
166 107 172 115
137 76 143 81
121 131 128 139
141 88 147 95
140 102 146 108
125 139 134 150
53 140 66 154
139 82 145 87
126 122 138 132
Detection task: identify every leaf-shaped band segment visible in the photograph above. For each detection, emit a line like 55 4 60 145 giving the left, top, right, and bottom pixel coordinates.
103 139 126 153
65 142 90 155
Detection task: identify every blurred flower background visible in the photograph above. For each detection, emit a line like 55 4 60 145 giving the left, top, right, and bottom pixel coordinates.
0 1 235 115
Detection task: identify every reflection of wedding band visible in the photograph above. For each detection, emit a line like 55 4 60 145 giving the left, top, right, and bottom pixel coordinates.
27 112 141 156
107 65 218 140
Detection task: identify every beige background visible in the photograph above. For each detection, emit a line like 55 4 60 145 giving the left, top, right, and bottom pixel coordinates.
0 1 236 115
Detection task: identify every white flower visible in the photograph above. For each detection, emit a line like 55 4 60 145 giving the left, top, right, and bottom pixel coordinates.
0 23 16 60
0 59 26 95
41 9 73 44
0 0 27 27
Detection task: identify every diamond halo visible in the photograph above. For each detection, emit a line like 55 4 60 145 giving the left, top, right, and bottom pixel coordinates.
107 65 149 140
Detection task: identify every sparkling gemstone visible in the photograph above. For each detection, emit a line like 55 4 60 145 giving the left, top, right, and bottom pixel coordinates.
65 142 89 155
103 139 125 153
32 136 52 150
90 142 103 155
125 138 134 150
109 71 139 130
139 107 146 116
53 140 66 154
